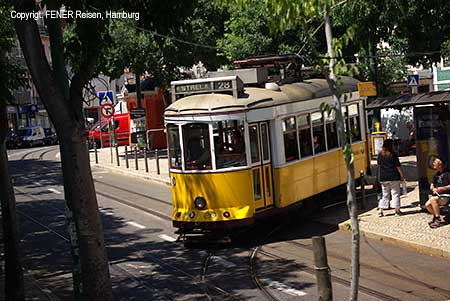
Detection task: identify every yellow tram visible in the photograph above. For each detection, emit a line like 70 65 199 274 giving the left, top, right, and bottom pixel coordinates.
164 69 369 234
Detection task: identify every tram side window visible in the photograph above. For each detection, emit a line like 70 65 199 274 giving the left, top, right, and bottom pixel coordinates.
325 110 339 150
297 114 312 158
167 124 182 169
282 117 299 162
348 104 362 142
311 112 326 154
213 120 246 169
342 106 350 144
249 125 260 163
182 123 212 170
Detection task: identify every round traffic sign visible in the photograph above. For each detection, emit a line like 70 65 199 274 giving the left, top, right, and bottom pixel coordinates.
100 103 114 118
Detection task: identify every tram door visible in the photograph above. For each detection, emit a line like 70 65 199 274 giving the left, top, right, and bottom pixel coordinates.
249 122 273 210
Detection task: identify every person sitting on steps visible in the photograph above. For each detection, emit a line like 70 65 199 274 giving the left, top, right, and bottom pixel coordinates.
425 158 450 228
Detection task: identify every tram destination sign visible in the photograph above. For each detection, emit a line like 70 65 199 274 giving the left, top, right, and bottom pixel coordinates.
174 80 233 94
171 76 243 102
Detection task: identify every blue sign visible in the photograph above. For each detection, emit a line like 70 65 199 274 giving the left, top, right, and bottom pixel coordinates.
407 74 419 87
98 90 114 105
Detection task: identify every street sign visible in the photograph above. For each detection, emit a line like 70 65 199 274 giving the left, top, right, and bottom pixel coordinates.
98 90 114 105
100 103 114 118
357 81 377 97
130 108 146 119
407 75 419 87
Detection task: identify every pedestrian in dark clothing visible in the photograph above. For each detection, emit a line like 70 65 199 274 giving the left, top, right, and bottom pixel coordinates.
377 139 406 217
425 158 450 228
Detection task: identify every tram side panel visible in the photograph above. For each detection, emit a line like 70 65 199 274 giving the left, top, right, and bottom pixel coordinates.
274 140 368 209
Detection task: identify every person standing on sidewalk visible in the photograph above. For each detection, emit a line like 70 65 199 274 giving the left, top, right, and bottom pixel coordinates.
377 139 406 217
425 158 450 228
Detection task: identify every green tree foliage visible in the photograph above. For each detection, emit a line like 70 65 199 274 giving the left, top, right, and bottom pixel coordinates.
0 1 26 102
333 0 450 73
189 0 229 70
217 0 318 63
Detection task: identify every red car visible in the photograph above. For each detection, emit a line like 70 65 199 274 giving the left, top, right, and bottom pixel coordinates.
88 113 130 148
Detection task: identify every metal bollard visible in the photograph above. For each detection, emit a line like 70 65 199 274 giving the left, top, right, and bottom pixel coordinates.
135 148 138 170
144 147 149 173
156 149 160 175
115 144 120 167
360 170 366 210
312 236 332 301
94 139 98 164
125 145 129 168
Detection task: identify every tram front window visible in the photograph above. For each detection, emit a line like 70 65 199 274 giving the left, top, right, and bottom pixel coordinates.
213 120 246 169
182 123 212 170
167 124 182 169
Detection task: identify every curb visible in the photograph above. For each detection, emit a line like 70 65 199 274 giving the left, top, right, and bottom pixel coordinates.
338 222 450 259
93 163 171 186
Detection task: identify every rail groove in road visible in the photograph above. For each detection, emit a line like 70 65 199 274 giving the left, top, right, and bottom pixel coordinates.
12 147 251 300
285 239 450 297
14 186 245 300
258 247 401 301
93 179 172 206
95 190 172 222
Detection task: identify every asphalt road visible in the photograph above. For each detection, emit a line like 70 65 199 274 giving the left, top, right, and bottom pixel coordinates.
5 145 450 300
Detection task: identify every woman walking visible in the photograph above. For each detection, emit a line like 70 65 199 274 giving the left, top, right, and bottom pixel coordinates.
378 139 406 217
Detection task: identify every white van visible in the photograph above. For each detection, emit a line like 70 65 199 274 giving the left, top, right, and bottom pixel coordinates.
17 126 46 147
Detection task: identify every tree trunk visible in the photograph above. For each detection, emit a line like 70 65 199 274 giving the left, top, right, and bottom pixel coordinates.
0 104 25 301
58 124 112 300
323 7 360 301
12 1 113 299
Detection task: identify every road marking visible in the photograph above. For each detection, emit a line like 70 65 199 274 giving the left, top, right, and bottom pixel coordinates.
158 234 177 242
263 279 307 297
55 152 60 158
126 221 146 229
99 208 114 216
33 182 42 186
48 188 62 194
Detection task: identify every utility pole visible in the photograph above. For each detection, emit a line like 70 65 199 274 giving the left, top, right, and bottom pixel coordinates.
135 72 142 109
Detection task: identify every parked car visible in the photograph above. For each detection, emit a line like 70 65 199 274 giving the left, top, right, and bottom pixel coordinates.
44 128 58 145
88 113 130 148
17 126 46 147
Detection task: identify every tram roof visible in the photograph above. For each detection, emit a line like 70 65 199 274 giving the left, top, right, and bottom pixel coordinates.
165 76 359 116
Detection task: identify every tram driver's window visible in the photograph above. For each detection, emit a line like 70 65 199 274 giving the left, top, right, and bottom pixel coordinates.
297 114 312 158
167 124 182 169
348 104 362 142
182 123 212 170
282 117 299 162
311 112 326 154
213 120 246 169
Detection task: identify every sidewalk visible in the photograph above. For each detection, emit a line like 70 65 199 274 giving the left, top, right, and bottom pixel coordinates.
90 149 450 259
89 146 171 185
337 156 450 259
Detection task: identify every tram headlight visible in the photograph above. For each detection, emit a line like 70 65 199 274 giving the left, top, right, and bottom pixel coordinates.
194 196 207 210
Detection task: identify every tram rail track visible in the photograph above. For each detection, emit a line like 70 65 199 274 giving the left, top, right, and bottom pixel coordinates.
285 239 450 298
14 184 245 300
12 147 248 300
13 146 447 301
